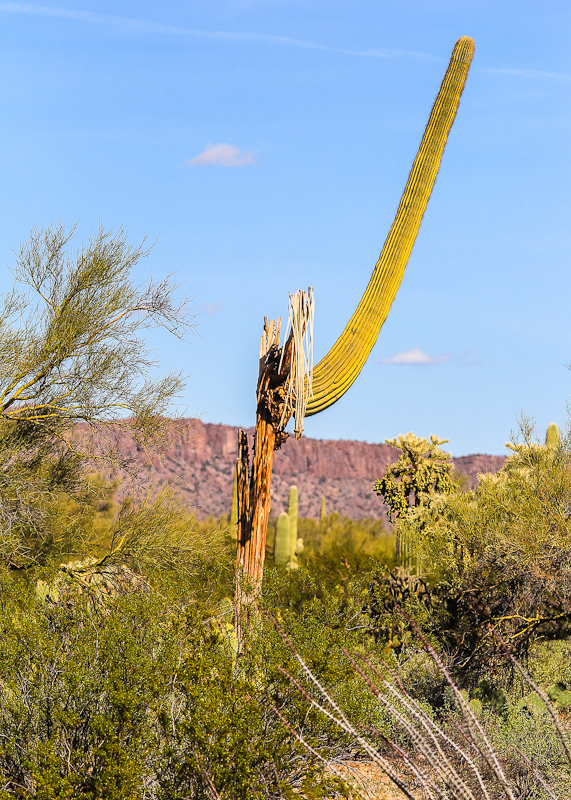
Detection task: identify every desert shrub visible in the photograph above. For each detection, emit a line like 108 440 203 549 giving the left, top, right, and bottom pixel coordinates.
526 639 571 692
373 421 571 671
287 514 396 593
443 694 571 798
0 560 398 798
1 529 569 798
0 571 167 797
275 612 571 800
301 513 394 560
272 625 571 800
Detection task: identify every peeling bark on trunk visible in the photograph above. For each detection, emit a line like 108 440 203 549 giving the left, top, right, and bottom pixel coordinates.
234 319 292 629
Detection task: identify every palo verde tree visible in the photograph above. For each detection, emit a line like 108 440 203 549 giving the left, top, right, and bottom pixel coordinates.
0 222 200 568
234 37 475 618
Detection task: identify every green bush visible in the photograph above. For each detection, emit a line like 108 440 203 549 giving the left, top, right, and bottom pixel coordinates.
0 561 395 798
295 513 395 590
378 421 571 670
0 223 196 571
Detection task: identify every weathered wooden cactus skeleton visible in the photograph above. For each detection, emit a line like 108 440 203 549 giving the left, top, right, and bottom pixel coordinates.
234 37 475 616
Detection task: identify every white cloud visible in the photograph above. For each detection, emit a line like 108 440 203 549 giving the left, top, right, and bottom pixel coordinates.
184 144 256 167
380 348 450 365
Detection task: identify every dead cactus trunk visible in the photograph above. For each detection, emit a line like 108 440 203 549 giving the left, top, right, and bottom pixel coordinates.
234 318 293 628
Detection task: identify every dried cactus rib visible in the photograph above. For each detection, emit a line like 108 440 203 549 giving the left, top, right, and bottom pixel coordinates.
306 36 475 415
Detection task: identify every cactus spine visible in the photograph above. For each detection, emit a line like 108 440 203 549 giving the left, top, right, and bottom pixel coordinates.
546 423 559 449
274 512 291 566
305 37 475 415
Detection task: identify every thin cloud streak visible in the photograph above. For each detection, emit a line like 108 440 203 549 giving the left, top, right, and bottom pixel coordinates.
482 67 571 81
380 347 450 365
184 144 256 167
0 3 436 59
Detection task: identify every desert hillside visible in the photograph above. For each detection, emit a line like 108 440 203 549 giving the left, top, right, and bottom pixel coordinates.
118 420 506 519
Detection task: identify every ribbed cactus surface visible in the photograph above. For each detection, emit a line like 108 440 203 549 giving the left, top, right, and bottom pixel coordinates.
306 37 475 415
288 485 298 562
274 512 291 566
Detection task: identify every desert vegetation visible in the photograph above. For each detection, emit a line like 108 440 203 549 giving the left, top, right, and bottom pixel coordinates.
1 410 571 797
2 33 570 800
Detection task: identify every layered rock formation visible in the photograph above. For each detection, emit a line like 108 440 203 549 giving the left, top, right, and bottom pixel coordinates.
117 420 506 520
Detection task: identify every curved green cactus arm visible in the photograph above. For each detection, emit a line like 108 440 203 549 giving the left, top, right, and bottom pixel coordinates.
306 36 475 416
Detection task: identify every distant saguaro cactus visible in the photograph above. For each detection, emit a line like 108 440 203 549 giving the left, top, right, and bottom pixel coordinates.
288 485 299 563
274 512 291 566
320 496 327 523
546 422 559 449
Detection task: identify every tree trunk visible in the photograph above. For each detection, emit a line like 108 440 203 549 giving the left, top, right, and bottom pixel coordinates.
234 318 292 629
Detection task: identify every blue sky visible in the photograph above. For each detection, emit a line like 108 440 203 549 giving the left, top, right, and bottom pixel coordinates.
1 1 571 456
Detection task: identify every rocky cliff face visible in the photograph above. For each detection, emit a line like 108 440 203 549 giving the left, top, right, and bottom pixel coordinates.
118 420 506 519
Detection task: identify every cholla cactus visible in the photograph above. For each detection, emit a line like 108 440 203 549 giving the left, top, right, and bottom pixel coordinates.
374 433 455 561
36 557 149 609
375 433 455 523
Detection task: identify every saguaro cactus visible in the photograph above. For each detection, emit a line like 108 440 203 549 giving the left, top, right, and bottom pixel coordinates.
235 37 474 616
274 512 291 566
546 423 559 449
306 36 474 415
288 485 299 562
